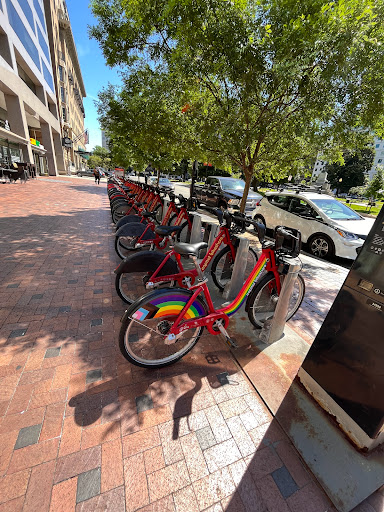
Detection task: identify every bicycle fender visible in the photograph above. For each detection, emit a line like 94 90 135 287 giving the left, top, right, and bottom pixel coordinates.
114 251 178 275
115 215 143 229
115 222 154 238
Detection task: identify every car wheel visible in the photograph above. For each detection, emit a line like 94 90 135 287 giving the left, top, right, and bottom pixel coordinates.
308 234 335 259
253 214 266 228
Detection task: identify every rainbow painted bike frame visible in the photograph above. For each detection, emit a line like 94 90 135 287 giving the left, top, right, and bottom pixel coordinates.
160 246 280 338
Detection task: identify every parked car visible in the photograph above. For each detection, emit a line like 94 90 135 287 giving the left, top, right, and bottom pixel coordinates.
252 190 375 259
194 176 262 216
77 168 105 178
148 177 175 191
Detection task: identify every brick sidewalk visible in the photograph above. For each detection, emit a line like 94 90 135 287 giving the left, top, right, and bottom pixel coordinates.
0 178 380 511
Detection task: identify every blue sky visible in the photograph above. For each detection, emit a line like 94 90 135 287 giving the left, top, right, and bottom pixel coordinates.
66 1 122 150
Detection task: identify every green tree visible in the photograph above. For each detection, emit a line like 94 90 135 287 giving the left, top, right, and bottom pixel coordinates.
89 145 111 168
366 166 384 200
90 0 384 212
325 148 374 195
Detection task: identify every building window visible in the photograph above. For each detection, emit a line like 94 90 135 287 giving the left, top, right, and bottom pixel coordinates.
62 106 67 122
37 24 50 62
60 86 65 102
376 144 380 148
42 60 54 91
15 0 35 32
378 159 382 163
6 0 40 69
33 0 46 32
17 63 36 94
58 65 64 82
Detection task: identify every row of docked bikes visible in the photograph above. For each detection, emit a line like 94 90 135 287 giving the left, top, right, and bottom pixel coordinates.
107 177 306 369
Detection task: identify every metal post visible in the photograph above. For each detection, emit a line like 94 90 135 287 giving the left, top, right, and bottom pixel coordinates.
199 222 218 261
260 258 302 344
162 199 169 222
223 236 249 300
190 213 203 243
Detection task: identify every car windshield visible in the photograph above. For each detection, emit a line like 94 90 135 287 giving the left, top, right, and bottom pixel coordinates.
219 179 245 191
311 199 362 220
160 179 171 185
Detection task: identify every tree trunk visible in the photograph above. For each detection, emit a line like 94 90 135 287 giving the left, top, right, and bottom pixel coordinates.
157 168 161 187
239 166 253 214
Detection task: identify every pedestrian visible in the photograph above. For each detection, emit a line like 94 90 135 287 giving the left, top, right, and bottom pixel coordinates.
93 167 100 184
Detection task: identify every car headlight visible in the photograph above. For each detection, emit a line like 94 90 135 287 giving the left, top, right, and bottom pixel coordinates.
335 228 359 240
228 198 240 206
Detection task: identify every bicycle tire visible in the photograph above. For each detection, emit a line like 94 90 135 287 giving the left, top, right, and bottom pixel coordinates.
246 272 305 328
119 288 207 368
154 204 163 224
115 255 178 305
112 204 132 224
211 245 259 292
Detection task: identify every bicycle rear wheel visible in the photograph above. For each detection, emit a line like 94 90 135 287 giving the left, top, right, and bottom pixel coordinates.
119 288 207 368
211 245 259 291
247 272 305 328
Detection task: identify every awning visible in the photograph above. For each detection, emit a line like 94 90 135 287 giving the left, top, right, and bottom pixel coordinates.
74 149 90 160
0 127 29 145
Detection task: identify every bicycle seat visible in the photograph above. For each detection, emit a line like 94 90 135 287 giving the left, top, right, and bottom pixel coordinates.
154 225 184 236
174 242 208 257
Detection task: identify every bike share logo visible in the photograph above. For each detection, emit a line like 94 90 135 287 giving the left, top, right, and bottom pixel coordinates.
374 288 382 295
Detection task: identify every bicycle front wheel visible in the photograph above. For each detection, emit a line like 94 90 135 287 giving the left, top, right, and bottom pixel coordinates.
119 288 207 368
247 272 305 328
211 245 259 291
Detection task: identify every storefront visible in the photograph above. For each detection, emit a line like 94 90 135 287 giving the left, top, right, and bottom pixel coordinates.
30 137 48 175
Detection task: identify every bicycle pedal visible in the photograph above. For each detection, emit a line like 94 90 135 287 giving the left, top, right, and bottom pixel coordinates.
224 336 238 349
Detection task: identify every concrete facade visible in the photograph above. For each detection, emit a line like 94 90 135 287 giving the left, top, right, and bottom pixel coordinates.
0 0 64 175
43 0 87 174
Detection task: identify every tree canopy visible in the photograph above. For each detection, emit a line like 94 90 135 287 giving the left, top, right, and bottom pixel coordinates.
325 147 374 194
90 0 384 211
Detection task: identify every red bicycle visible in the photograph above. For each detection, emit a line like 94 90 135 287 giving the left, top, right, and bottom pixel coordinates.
118 218 305 368
115 210 259 304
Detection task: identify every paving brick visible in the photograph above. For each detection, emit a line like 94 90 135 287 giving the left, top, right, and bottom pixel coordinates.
147 460 191 503
0 468 30 504
274 440 310 488
204 406 232 444
0 496 24 512
40 402 65 442
76 467 101 503
6 384 33 415
9 329 27 338
101 437 124 493
23 459 55 512
226 415 256 457
286 481 331 512
75 486 125 512
193 467 236 510
29 388 67 409
255 474 291 512
137 404 173 429
203 438 242 473
0 407 45 434
272 465 299 499
177 411 209 436
18 368 55 386
195 426 216 451
8 438 59 474
245 446 283 481
158 420 184 466
221 493 245 512
58 415 82 457
14 423 42 450
218 397 249 419
51 363 72 390
122 426 160 459
54 446 101 483
0 430 19 476
50 477 78 512
143 445 165 475
243 393 273 426
45 347 61 359
180 433 209 483
173 484 199 512
124 452 149 512
228 458 265 512
136 394 153 413
81 420 120 450
86 369 102 384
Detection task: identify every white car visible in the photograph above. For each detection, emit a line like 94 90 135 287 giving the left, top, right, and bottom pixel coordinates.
252 190 375 259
